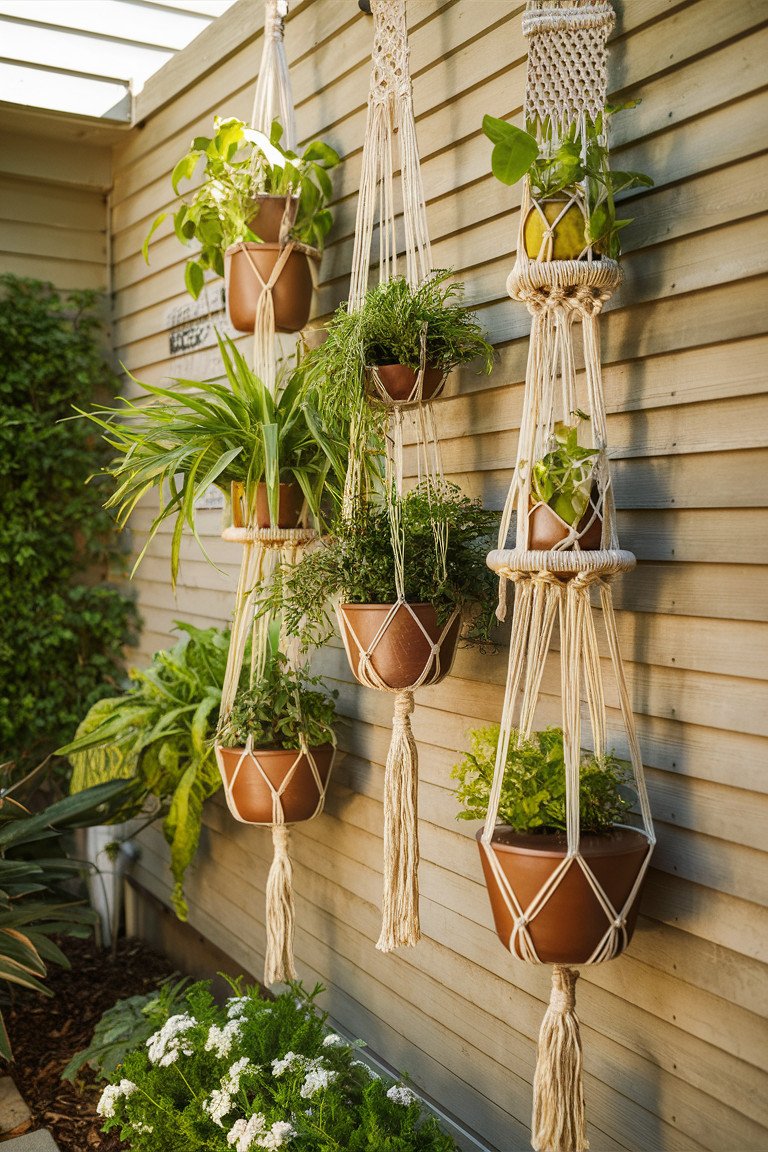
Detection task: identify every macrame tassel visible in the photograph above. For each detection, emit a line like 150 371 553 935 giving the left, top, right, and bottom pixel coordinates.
376 689 420 952
264 824 297 985
532 966 588 1152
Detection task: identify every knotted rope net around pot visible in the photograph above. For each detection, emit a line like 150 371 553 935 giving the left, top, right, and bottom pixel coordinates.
215 520 331 986
340 0 454 952
484 4 655 1150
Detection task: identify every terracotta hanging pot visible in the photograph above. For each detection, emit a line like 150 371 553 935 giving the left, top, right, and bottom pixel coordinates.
225 242 317 334
218 744 334 824
477 825 650 964
339 602 461 691
246 194 298 242
230 481 305 529
528 500 603 550
523 198 593 261
368 364 446 403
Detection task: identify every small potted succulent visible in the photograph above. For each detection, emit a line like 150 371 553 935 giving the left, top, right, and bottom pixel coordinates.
78 334 347 586
482 103 653 261
269 483 499 691
304 270 494 412
217 651 337 825
452 725 650 964
527 411 602 550
145 117 340 331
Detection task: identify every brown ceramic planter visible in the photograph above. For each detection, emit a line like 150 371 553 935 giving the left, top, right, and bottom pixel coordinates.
339 602 461 691
219 744 334 824
477 826 650 964
368 364 446 403
225 242 316 334
528 501 602 551
246 195 298 242
230 481 305 529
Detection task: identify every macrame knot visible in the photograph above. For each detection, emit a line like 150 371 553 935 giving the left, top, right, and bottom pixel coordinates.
549 964 578 1014
393 688 415 724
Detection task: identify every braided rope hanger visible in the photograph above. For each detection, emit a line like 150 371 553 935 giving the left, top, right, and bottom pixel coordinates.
214 0 328 988
342 0 458 953
481 5 655 1150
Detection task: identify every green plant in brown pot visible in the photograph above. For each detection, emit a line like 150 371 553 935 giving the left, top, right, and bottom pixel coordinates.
482 102 653 260
452 724 650 964
528 411 602 549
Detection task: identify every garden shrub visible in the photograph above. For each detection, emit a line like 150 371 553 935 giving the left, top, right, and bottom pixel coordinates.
96 978 458 1150
0 275 138 780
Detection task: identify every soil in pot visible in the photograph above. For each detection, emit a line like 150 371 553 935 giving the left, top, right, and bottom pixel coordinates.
339 602 461 691
225 242 316 334
247 194 298 243
477 825 650 964
231 481 305 529
368 363 446 403
523 199 594 262
218 744 334 824
528 500 602 550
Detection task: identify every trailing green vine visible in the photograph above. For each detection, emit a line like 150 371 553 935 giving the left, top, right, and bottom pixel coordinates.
0 276 138 782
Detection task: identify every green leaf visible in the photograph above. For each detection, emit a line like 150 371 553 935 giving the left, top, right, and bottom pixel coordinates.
184 261 205 299
142 213 167 264
482 116 539 186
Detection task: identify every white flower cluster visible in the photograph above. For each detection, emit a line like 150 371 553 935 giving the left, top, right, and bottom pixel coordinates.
146 1012 197 1067
387 1084 418 1107
203 1057 256 1127
271 1051 338 1099
205 1017 243 1058
227 1113 296 1151
321 1032 348 1049
96 1078 137 1118
226 995 251 1019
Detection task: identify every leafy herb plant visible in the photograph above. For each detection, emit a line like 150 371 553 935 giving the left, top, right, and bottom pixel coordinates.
58 623 236 919
270 482 499 650
145 118 340 298
78 334 346 586
219 652 337 751
531 413 599 526
452 725 632 835
95 977 457 1150
483 103 653 258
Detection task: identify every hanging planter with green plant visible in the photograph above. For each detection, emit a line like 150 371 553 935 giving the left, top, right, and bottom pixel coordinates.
145 117 340 333
452 725 649 964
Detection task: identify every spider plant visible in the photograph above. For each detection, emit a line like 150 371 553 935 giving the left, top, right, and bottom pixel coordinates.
76 334 347 586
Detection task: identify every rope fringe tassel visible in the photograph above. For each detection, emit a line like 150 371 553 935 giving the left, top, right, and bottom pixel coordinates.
264 823 297 985
532 965 588 1152
376 689 420 951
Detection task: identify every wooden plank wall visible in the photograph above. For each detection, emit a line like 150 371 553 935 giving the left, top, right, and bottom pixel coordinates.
0 117 113 291
109 1 768 1149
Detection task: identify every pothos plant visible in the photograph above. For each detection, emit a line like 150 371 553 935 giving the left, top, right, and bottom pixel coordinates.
530 411 600 526
452 725 633 835
145 117 340 298
58 623 237 920
483 102 653 258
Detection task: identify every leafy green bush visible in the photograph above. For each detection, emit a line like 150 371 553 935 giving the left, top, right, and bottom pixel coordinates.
0 779 141 1060
59 623 234 919
220 652 337 750
452 725 633 834
96 978 457 1150
61 975 190 1082
271 482 499 650
0 276 138 779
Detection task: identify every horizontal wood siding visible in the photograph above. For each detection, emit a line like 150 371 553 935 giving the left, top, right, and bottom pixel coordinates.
109 1 768 1148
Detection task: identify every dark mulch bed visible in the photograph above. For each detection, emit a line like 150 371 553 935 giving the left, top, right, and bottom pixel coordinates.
7 935 176 1151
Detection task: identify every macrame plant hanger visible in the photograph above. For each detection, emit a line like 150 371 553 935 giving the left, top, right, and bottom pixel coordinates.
483 4 655 1149
214 0 330 988
339 0 453 953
